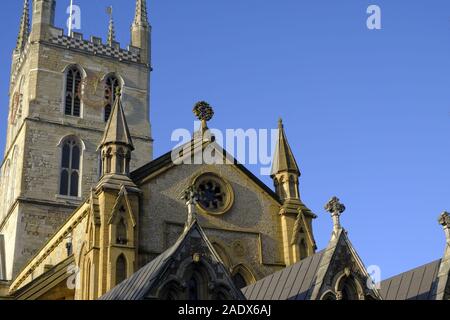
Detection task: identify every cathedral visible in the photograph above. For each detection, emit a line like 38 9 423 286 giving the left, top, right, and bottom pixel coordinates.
0 0 448 300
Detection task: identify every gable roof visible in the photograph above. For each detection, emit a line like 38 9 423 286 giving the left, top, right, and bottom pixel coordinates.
130 139 281 204
242 228 382 300
379 260 441 300
99 220 245 300
309 228 382 300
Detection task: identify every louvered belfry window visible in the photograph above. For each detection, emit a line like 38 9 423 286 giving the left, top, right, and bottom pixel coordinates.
65 66 82 117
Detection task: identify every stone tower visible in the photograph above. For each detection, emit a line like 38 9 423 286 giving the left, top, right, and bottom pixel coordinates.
0 0 153 280
271 119 317 266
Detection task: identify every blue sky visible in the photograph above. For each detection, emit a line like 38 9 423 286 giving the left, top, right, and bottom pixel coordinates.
1 0 449 280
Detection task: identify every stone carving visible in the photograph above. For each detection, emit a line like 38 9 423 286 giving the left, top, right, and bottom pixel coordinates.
181 185 199 227
193 101 214 122
438 212 450 228
232 241 246 257
325 196 346 232
325 196 346 215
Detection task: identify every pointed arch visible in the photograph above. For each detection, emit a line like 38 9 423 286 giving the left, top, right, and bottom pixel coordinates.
299 238 308 260
58 135 84 197
334 273 365 301
115 254 127 285
63 65 85 117
231 264 256 289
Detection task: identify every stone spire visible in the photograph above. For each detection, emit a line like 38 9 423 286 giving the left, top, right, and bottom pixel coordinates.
271 118 301 203
271 118 300 177
133 0 149 28
16 0 30 52
325 196 346 234
99 88 134 177
100 88 134 151
131 0 151 64
107 7 116 46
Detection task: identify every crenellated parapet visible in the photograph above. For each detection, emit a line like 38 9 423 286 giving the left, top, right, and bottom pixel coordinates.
47 30 142 64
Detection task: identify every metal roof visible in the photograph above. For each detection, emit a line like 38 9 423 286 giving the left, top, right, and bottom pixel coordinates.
242 250 324 300
379 259 441 300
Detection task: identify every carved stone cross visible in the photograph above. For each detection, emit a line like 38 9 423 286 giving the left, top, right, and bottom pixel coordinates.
325 196 346 233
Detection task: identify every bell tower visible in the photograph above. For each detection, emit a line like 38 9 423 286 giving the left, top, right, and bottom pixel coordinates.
0 0 153 280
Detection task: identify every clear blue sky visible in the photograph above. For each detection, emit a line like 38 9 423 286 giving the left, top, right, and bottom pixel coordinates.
1 0 449 280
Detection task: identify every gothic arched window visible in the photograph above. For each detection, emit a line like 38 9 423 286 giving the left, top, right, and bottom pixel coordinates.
104 75 120 122
65 66 82 117
59 137 82 197
116 254 127 285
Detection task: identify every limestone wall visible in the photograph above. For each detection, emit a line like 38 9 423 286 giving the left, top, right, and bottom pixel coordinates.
138 163 285 280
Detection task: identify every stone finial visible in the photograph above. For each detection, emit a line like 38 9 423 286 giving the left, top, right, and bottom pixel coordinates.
278 118 283 129
115 86 122 99
439 211 450 242
182 185 199 228
193 101 214 131
439 211 450 227
106 6 115 46
325 196 346 232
